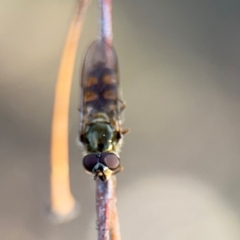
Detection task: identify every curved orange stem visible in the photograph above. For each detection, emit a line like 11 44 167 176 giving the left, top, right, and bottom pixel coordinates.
50 0 90 220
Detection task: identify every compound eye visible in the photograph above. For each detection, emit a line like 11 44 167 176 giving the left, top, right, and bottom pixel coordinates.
100 153 120 170
83 154 98 172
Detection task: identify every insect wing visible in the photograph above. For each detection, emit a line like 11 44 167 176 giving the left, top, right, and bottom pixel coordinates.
79 40 122 134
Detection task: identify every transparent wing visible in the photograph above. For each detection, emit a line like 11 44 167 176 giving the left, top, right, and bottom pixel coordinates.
79 40 123 135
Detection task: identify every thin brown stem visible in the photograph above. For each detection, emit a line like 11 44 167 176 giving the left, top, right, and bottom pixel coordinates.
49 0 90 223
109 177 121 240
96 0 121 239
110 206 121 240
96 176 121 240
98 0 113 45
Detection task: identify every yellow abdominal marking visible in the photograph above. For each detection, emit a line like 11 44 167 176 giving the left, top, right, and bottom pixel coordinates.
85 77 98 87
85 92 98 102
103 90 116 100
103 74 116 84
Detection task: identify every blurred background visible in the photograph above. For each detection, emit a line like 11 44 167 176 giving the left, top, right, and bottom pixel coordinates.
1 0 240 239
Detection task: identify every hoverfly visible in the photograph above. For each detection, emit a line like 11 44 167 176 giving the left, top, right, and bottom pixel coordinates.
79 40 128 181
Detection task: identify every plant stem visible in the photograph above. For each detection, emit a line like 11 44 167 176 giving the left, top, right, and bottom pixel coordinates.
109 177 121 240
49 0 90 223
98 0 113 46
96 0 121 239
96 176 120 240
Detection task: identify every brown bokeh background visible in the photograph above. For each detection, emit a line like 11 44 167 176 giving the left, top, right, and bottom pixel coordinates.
1 0 240 239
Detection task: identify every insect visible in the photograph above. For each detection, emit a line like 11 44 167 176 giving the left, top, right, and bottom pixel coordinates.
79 40 128 181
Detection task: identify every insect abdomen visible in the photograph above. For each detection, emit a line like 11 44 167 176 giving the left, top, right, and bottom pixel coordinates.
84 65 118 113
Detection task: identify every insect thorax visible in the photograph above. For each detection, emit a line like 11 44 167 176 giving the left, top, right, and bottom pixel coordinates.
80 113 120 153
